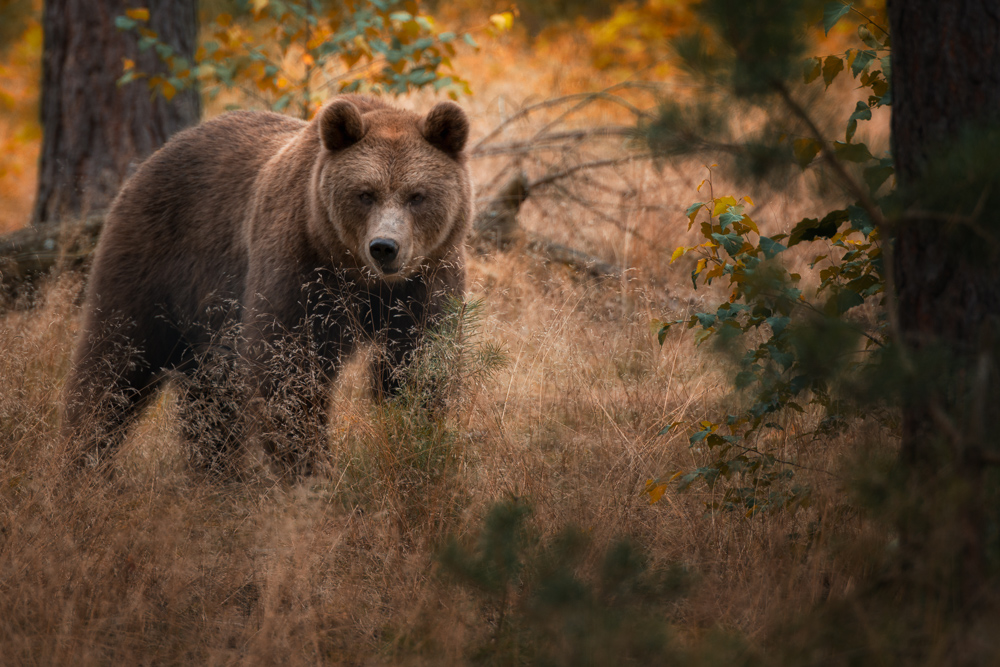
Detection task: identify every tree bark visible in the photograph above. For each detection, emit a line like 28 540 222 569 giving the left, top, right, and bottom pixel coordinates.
889 0 1000 601
31 0 199 225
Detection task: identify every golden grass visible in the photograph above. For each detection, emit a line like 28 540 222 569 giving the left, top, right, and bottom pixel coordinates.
0 22 900 666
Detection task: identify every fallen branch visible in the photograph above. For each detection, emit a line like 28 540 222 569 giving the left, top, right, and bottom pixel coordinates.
470 171 621 279
524 234 621 279
0 215 103 286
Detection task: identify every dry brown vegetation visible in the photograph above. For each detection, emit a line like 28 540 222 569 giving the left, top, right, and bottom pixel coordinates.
0 31 899 666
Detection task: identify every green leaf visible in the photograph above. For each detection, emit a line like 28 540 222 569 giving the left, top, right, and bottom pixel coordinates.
659 421 683 436
766 316 790 335
694 312 717 328
793 137 822 167
846 101 872 142
114 15 137 31
657 322 671 345
759 236 786 259
711 232 744 257
438 31 455 42
845 274 880 295
827 289 865 315
463 33 479 48
847 204 875 236
822 55 845 87
863 160 894 194
788 210 848 246
272 94 291 112
850 49 876 77
719 208 744 230
823 2 853 36
833 141 874 162
685 201 704 224
389 11 412 21
116 70 138 87
803 57 822 84
858 24 881 49
879 56 892 80
768 347 795 370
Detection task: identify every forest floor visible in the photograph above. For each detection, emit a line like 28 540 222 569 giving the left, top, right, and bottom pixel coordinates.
0 23 897 666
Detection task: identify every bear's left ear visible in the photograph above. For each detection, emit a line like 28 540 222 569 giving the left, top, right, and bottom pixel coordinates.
320 99 368 152
421 101 469 157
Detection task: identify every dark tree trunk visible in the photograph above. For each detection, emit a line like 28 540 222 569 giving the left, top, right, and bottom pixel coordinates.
32 0 199 225
889 1 1000 601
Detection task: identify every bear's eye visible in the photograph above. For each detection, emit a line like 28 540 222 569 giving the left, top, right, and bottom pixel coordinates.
358 192 376 206
408 193 425 207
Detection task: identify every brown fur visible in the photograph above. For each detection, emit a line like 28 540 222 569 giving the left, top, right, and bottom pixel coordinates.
63 95 473 473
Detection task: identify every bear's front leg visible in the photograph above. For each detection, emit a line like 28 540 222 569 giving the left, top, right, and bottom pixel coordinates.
240 291 344 477
369 265 465 407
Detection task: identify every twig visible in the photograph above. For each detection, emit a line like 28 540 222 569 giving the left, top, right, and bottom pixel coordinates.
470 82 654 153
469 126 637 159
847 5 890 37
527 154 653 190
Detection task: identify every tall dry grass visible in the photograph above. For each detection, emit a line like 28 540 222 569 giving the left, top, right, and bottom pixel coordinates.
0 27 899 666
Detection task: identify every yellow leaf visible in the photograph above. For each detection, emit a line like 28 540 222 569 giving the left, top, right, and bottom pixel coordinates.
122 57 135 72
491 12 514 31
217 13 233 27
742 216 760 234
793 137 822 167
125 7 150 21
694 258 707 275
670 246 690 263
302 53 315 67
712 196 738 217
252 0 269 12
648 483 668 504
160 80 176 100
696 179 707 192
687 203 703 228
744 195 754 206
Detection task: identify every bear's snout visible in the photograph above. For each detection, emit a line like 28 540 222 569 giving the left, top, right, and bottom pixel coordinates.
369 238 400 273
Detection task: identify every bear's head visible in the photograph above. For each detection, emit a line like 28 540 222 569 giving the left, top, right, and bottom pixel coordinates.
310 97 472 281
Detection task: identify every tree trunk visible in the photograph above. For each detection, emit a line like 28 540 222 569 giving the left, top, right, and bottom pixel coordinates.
889 0 1000 601
32 0 199 225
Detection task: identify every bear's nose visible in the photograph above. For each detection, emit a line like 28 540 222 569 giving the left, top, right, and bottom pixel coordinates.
369 238 399 268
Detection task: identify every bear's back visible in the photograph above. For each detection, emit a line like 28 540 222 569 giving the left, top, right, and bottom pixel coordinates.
90 111 307 331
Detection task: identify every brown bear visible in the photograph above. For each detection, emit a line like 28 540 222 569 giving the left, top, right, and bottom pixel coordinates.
62 95 472 473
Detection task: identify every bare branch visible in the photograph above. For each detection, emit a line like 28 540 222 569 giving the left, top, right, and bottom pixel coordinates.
470 81 655 153
528 154 653 190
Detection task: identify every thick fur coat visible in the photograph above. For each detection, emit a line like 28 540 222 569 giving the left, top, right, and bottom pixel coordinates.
63 95 473 471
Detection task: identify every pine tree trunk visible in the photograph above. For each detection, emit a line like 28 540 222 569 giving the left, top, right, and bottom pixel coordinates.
31 0 199 224
889 0 1000 600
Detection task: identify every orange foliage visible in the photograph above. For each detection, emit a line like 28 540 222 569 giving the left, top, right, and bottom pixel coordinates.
0 0 886 235
0 6 40 233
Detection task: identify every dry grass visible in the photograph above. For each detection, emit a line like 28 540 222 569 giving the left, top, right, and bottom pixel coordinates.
0 26 900 666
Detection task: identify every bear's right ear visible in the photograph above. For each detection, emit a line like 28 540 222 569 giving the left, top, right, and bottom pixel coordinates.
319 99 368 152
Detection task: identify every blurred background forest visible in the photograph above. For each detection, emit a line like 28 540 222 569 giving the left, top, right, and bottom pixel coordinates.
2 0 1000 665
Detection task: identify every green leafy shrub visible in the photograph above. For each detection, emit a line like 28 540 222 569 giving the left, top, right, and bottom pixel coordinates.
438 499 701 666
117 0 512 117
645 1 894 515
